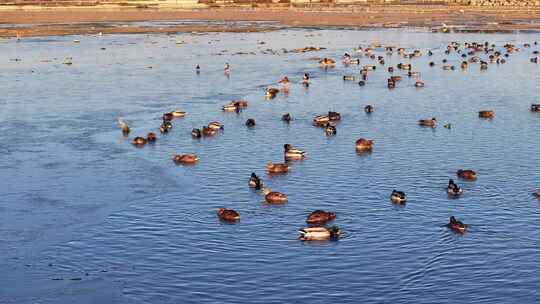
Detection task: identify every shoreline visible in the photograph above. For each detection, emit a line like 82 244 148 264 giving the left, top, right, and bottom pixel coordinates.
1 6 540 37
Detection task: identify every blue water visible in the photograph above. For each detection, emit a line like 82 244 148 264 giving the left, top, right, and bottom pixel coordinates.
1 28 540 304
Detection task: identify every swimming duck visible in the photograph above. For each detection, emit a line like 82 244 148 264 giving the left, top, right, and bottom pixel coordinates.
217 208 240 222
530 104 540 112
364 105 374 113
233 100 249 109
266 162 289 174
461 61 468 69
202 126 217 137
245 118 256 127
248 172 263 189
160 121 173 134
457 169 477 181
533 189 540 198
328 111 341 121
306 210 336 225
191 128 202 138
443 123 452 129
415 81 425 88
388 67 394 73
284 144 305 160
207 121 224 131
447 216 467 233
355 138 374 152
224 63 230 74
303 73 310 82
117 118 130 136
171 111 186 118
162 112 174 121
222 103 238 112
173 154 199 165
387 78 396 89
319 58 336 67
299 226 341 241
358 81 366 86
132 136 147 146
282 113 292 123
447 179 463 196
325 124 337 136
418 117 437 127
262 187 288 204
265 88 279 99
278 76 290 85
390 190 407 204
146 132 157 143
313 115 330 126
343 75 356 81
478 110 495 119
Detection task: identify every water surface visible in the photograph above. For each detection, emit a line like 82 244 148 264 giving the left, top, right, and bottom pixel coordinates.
1 28 540 304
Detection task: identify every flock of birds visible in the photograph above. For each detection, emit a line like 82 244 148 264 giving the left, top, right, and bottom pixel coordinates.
117 39 540 241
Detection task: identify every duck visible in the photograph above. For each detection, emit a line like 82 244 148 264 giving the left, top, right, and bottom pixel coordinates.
531 104 540 112
262 187 288 204
447 216 467 233
313 115 330 126
355 138 374 152
173 154 199 165
202 126 217 137
217 208 240 222
245 118 256 127
248 172 263 189
390 190 407 204
160 121 172 134
224 63 230 74
162 112 174 121
284 144 305 160
533 188 540 198
306 210 336 225
191 128 202 138
207 121 224 131
319 58 336 67
222 103 238 112
278 76 290 85
146 132 157 143
266 162 289 174
343 75 356 81
171 111 186 118
387 78 396 89
325 124 337 136
117 118 130 136
415 81 425 88
265 88 279 99
232 100 249 109
282 113 292 123
328 111 341 121
443 123 452 129
478 110 495 119
364 105 374 113
132 136 147 146
418 117 437 127
447 179 463 196
299 226 341 241
457 169 477 181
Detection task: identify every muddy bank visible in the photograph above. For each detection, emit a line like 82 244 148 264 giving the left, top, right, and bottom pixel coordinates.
1 7 540 37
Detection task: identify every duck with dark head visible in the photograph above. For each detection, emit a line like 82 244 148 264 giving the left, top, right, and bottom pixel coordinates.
191 128 202 139
299 226 341 241
248 172 263 190
282 113 292 123
447 216 467 233
447 179 463 197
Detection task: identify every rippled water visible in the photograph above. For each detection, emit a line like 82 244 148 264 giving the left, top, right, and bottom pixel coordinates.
1 28 540 304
